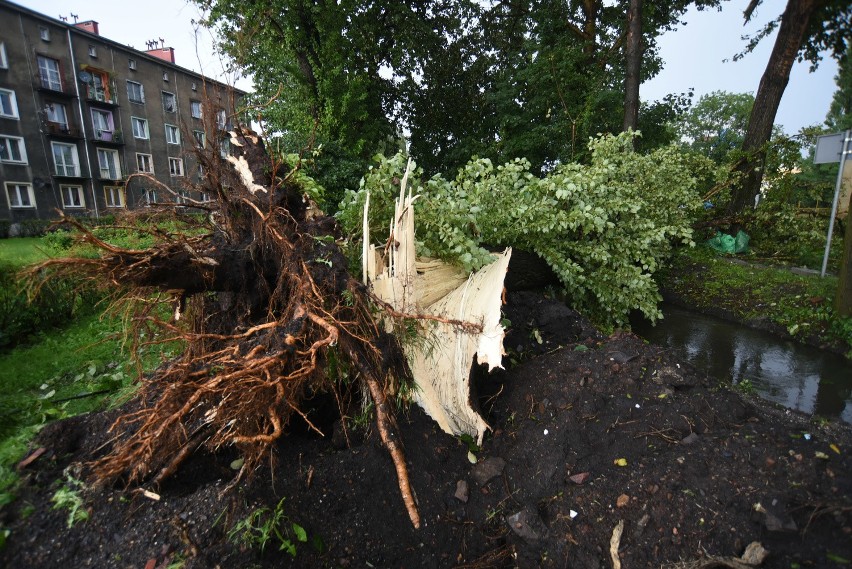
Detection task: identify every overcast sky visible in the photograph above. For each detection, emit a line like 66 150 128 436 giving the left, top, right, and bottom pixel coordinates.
14 0 842 136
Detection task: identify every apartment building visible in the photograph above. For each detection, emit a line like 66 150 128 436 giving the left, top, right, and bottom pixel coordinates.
0 0 246 224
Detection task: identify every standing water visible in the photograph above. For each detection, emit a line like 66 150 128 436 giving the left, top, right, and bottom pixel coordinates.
631 304 852 424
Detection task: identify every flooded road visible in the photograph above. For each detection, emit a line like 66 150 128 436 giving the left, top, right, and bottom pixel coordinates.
631 304 852 424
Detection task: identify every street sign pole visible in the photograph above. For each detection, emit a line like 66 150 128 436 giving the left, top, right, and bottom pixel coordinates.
821 129 851 277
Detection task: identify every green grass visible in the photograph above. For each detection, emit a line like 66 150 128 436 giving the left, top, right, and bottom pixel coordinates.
0 237 51 268
659 246 852 357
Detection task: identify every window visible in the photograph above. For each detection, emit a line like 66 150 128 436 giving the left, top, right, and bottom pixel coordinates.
37 56 62 91
162 91 176 112
91 108 114 140
136 153 154 173
197 164 205 178
128 58 136 70
143 189 157 206
0 136 27 163
97 148 121 179
44 102 68 128
192 130 206 148
0 89 19 118
131 117 149 139
5 183 34 208
60 185 85 208
219 137 231 158
0 42 8 69
51 142 80 176
88 45 97 58
162 72 169 82
104 186 125 208
86 69 113 102
191 82 197 91
127 80 144 103
177 190 191 204
39 27 50 41
216 109 227 130
190 100 202 119
169 157 184 177
165 124 180 145
200 191 211 202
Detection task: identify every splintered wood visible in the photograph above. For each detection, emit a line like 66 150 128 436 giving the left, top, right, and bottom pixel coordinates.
363 159 511 445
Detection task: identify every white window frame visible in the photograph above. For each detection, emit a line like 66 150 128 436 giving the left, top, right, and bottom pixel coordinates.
5 182 35 209
0 42 8 69
0 136 27 164
97 148 121 180
88 45 97 58
168 157 184 177
143 189 158 206
104 186 125 208
162 91 176 113
190 100 202 119
39 27 50 42
128 58 136 70
192 130 206 148
131 117 149 139
165 124 180 145
136 153 154 174
51 141 80 176
37 56 62 91
44 101 68 128
60 184 85 208
126 80 144 104
0 88 19 119
91 108 114 139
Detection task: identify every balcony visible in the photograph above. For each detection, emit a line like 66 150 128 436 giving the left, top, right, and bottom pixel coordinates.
84 81 119 106
43 121 83 139
34 74 76 98
91 130 124 145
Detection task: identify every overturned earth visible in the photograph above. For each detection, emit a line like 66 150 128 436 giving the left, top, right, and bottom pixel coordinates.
1 290 850 568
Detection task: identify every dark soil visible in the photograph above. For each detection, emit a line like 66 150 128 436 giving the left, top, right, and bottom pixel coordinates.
2 291 851 568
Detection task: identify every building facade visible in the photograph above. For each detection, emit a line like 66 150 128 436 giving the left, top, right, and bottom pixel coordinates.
0 0 245 224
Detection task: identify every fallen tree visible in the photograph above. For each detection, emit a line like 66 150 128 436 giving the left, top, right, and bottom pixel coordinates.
26 128 448 526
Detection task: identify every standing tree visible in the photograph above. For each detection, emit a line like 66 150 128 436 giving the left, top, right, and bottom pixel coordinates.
622 0 643 135
726 0 852 215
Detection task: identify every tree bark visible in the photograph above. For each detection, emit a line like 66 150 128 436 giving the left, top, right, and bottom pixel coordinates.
622 0 642 137
726 0 821 215
836 215 852 316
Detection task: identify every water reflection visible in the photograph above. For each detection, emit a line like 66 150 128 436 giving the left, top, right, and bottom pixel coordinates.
631 304 852 424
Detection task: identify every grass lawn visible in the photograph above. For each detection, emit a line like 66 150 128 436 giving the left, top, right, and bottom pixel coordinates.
0 237 51 268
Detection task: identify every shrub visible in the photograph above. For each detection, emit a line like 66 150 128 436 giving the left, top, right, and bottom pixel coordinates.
0 220 10 239
339 132 710 327
0 261 100 350
16 219 51 238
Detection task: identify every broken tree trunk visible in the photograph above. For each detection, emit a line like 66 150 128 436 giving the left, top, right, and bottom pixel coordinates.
363 159 512 445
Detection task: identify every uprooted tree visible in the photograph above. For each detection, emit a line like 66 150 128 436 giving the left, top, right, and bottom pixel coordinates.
27 128 429 527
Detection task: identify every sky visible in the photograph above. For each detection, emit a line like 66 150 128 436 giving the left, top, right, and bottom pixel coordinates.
13 0 843 136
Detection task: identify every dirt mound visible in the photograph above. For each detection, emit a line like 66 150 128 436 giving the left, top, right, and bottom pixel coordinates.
2 293 850 568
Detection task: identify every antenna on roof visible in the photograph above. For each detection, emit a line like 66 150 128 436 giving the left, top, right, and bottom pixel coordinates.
159 38 165 49
70 12 78 23
59 15 67 21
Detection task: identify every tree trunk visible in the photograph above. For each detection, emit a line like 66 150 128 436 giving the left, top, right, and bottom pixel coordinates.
836 216 852 316
622 0 642 137
726 0 820 215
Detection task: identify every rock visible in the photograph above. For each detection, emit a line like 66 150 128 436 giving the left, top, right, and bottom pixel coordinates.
569 472 590 485
506 508 549 544
471 457 506 486
740 542 769 565
680 433 699 445
754 500 797 532
616 494 630 507
454 480 469 503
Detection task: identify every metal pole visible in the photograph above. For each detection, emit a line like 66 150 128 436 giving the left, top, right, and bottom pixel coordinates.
821 129 851 277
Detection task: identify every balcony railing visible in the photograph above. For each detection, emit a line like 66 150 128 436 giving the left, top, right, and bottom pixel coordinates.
43 121 83 139
92 130 124 144
84 80 118 105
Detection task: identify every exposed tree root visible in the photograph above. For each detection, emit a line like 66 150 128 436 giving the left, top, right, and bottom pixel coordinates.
26 125 422 526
